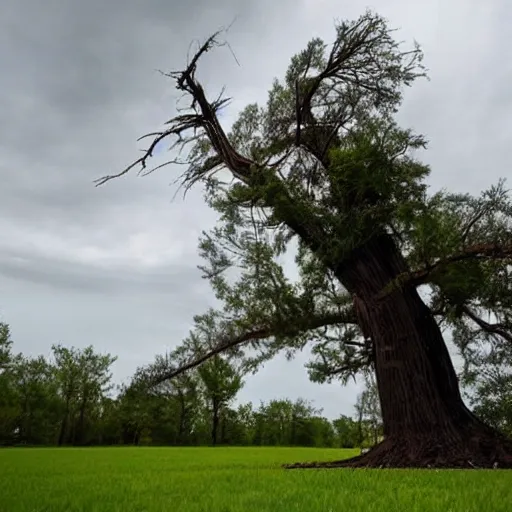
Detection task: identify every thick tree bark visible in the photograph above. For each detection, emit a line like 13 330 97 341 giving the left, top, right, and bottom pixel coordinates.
286 233 512 469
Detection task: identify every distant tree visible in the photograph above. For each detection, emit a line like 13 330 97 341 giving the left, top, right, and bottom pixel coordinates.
252 398 323 446
332 415 359 448
0 323 19 444
96 396 121 445
0 323 13 372
52 345 82 445
470 369 512 438
52 345 116 445
139 350 202 445
232 403 256 445
116 383 155 445
10 355 61 444
355 373 383 447
198 355 243 446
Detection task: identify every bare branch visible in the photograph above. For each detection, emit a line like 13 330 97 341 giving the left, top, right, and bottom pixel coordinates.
461 205 492 247
95 30 255 189
293 12 424 167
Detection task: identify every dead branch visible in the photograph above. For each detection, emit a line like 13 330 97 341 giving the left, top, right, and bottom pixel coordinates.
95 31 251 188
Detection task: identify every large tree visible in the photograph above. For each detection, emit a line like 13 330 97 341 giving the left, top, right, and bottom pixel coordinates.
98 11 512 468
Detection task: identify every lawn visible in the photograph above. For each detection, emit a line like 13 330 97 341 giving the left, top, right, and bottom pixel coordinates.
0 446 511 511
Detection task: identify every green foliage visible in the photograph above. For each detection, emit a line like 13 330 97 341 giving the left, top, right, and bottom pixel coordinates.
99 9 512 416
1 319 508 450
52 344 117 445
332 415 360 448
169 34 511 386
456 317 512 437
198 355 242 408
10 355 61 444
0 322 13 370
354 373 383 447
0 323 19 444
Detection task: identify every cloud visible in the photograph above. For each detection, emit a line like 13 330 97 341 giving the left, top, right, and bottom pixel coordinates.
1 0 510 419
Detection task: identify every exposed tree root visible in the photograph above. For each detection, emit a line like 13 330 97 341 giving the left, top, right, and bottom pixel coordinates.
284 432 512 470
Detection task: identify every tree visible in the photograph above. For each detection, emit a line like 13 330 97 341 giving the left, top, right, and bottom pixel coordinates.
10 355 61 445
0 323 19 444
0 322 13 372
198 355 243 446
52 345 116 445
332 415 359 448
98 11 512 468
457 324 512 438
354 373 383 447
136 350 202 445
469 368 512 438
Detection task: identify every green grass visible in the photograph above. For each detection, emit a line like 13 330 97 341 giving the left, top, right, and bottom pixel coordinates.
1 446 511 511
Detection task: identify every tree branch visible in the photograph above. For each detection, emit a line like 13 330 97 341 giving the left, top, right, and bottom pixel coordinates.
461 305 512 344
147 309 357 386
377 242 512 300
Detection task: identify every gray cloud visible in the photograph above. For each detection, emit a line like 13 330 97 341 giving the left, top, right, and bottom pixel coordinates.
1 0 510 419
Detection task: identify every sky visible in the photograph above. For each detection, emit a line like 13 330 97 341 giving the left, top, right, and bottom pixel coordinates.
1 0 511 419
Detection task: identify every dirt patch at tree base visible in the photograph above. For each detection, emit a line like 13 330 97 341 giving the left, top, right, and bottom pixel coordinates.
283 435 512 470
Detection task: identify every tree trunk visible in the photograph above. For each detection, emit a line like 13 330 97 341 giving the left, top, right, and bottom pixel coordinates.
77 398 87 446
286 233 512 469
177 391 186 445
58 404 70 447
356 407 363 448
211 401 220 446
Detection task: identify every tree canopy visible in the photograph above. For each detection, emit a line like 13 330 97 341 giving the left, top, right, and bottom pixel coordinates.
97 10 512 468
98 11 511 390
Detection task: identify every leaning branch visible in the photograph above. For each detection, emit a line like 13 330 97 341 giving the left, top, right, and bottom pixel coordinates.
148 309 357 385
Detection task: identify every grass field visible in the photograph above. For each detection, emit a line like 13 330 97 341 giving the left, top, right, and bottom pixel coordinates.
1 447 511 512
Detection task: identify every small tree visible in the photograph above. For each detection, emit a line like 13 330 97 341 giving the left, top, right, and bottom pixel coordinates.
0 323 19 444
198 355 243 446
332 415 359 448
355 374 383 447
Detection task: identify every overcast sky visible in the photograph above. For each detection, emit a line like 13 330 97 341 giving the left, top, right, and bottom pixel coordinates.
1 0 510 419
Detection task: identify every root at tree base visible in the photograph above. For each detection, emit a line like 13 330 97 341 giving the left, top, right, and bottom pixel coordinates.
283 434 512 469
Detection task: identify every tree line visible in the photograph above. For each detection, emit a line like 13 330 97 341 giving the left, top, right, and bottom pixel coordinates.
0 321 382 448
1 320 510 449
